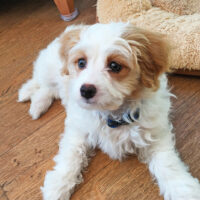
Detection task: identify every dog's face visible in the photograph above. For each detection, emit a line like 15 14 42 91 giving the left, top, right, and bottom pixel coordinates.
60 23 169 111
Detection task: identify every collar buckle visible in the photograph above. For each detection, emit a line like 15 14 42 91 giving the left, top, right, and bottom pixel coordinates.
107 108 140 128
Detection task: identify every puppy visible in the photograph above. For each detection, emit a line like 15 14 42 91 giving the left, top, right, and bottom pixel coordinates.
18 23 200 200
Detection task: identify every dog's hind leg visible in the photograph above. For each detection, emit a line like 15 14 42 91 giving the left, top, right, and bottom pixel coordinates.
18 78 59 119
29 86 58 119
18 79 39 102
18 37 65 119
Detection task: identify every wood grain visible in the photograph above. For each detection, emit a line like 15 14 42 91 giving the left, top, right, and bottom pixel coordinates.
0 0 200 200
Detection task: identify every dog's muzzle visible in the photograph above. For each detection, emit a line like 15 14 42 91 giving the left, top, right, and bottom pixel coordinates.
80 84 97 99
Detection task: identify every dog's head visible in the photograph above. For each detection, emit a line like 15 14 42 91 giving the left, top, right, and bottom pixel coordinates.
60 23 169 110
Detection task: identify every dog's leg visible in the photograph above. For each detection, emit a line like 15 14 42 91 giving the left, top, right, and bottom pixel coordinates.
29 86 57 119
18 38 63 119
41 128 90 200
18 80 58 119
18 79 39 102
145 130 200 200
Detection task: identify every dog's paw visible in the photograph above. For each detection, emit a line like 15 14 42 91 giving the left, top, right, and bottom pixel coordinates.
29 102 45 120
18 79 39 102
164 182 200 200
167 193 200 200
41 170 72 200
28 87 53 120
29 95 52 120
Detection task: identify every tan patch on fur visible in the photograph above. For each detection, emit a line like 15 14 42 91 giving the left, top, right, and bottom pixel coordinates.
107 53 131 81
59 28 82 75
122 25 170 91
129 84 144 100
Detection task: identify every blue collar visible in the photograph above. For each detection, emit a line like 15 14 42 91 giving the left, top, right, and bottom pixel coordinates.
107 108 140 128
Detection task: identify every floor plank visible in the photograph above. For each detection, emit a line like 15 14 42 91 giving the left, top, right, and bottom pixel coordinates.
168 75 200 177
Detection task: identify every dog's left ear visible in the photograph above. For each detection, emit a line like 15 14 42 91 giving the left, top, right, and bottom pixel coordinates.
59 25 87 75
122 25 170 90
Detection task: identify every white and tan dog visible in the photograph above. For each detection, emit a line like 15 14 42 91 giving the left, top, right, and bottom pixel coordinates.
18 23 200 200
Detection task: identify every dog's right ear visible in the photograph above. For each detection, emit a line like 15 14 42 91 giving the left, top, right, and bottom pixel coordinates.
122 25 170 91
59 25 86 75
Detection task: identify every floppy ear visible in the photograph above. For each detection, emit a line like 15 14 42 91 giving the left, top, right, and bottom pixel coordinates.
122 25 170 90
59 25 86 75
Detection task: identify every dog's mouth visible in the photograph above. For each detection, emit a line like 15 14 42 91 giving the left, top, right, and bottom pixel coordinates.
78 97 97 109
78 97 122 111
83 98 96 104
84 99 95 105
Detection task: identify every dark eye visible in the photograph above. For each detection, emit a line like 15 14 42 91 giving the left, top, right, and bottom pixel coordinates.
78 58 87 69
108 61 122 73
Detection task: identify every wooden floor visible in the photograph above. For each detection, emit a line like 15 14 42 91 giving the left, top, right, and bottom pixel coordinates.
0 0 200 199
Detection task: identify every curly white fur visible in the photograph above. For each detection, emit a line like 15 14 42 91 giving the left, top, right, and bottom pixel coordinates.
18 23 200 200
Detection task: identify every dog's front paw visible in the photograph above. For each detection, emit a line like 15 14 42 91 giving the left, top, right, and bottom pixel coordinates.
167 193 200 200
164 181 200 200
41 170 73 200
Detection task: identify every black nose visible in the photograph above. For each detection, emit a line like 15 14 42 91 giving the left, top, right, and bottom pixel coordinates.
80 84 97 99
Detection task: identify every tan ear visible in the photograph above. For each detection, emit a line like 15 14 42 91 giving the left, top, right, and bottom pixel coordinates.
122 25 170 90
59 26 85 75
